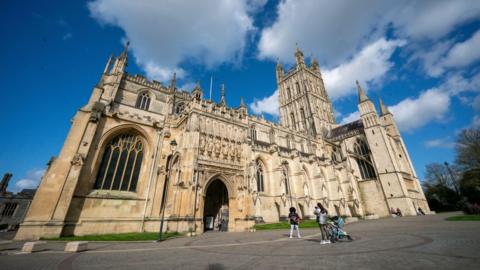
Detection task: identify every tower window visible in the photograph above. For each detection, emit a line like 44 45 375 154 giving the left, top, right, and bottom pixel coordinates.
295 82 301 94
286 87 291 100
300 108 307 132
94 133 144 192
135 92 151 111
290 113 297 130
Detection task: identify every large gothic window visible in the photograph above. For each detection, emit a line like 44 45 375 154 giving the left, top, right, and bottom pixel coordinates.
94 133 144 192
256 159 265 192
354 139 376 180
135 92 151 111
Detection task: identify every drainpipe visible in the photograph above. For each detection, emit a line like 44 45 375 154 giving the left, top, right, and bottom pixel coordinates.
141 130 162 231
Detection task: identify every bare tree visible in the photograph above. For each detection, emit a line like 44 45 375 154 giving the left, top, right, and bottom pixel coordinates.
455 128 480 171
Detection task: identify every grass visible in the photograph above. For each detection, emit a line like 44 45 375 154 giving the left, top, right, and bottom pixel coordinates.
41 231 181 241
254 219 319 230
446 215 480 221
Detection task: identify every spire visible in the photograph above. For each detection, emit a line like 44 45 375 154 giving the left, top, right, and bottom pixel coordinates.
311 56 320 73
239 96 246 108
295 45 305 67
219 83 226 106
0 173 12 194
356 80 369 103
170 72 177 91
120 41 129 59
103 53 114 74
276 57 284 81
379 97 391 115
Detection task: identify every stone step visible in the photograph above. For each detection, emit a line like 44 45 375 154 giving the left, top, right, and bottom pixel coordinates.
0 240 13 251
65 241 88 252
22 241 47 253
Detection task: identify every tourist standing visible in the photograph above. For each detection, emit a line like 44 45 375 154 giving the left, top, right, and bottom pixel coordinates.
288 207 301 238
315 203 330 244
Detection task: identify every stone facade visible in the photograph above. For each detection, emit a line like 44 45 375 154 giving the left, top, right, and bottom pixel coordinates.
0 173 36 231
15 44 430 240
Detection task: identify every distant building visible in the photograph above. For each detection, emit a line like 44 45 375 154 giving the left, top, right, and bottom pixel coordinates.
15 44 430 240
0 173 36 231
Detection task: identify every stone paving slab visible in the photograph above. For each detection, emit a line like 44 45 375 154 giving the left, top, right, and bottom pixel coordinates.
0 212 479 270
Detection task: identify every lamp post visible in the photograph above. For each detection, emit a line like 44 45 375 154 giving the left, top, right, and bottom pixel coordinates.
157 139 177 242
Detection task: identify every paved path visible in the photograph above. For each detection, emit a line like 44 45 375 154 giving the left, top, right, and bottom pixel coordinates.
1 212 479 269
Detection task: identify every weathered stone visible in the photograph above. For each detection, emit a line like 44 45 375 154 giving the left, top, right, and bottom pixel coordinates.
14 46 430 241
65 241 88 252
22 241 47 253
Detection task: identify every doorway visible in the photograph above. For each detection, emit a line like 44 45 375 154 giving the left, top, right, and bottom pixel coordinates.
204 179 229 232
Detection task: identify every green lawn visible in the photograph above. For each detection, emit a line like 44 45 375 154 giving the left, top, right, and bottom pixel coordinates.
446 215 480 221
254 219 319 230
41 231 181 241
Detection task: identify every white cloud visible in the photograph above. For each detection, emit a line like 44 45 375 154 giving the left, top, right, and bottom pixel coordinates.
416 30 480 76
389 88 450 132
340 111 360 125
13 169 45 193
472 115 480 128
258 0 480 65
88 0 261 81
323 38 405 100
443 30 480 69
425 138 455 148
249 89 279 117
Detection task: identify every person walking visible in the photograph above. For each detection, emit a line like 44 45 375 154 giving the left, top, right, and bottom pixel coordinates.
288 207 301 238
315 203 330 244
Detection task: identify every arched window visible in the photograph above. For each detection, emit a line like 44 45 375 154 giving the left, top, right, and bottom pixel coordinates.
175 102 185 115
94 133 144 192
295 82 301 94
135 92 151 111
286 87 292 100
300 108 307 131
250 126 257 142
290 113 297 130
256 159 265 192
353 139 376 180
281 163 290 194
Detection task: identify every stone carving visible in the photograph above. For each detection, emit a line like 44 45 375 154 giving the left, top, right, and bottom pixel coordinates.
71 153 85 166
89 101 106 123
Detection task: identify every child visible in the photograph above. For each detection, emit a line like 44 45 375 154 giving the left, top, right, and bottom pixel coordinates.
315 203 330 244
288 207 301 238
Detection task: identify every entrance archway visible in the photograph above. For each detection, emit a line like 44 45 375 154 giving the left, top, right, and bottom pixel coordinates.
204 179 229 232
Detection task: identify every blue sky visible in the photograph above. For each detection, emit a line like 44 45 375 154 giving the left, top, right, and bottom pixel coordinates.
1 0 479 192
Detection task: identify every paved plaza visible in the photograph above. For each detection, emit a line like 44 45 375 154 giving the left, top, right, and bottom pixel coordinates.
1 212 479 270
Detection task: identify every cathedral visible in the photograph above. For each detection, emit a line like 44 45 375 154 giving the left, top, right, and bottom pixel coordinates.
15 44 430 240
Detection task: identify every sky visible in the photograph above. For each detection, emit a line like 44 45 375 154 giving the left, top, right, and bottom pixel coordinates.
1 0 479 192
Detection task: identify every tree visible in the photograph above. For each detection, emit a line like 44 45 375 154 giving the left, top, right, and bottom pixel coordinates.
455 128 480 171
423 163 461 212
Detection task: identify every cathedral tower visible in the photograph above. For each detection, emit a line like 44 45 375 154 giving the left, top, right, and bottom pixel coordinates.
277 48 335 137
357 82 418 216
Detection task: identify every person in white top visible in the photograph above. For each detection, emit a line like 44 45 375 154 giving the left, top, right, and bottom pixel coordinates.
314 203 330 244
